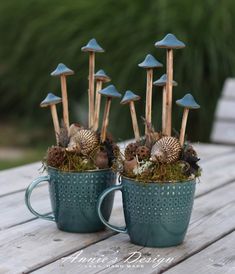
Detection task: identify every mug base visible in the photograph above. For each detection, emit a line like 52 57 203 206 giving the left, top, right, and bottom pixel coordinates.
130 238 184 248
56 224 106 233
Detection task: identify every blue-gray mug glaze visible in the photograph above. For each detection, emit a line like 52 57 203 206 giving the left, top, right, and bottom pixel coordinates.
98 176 196 247
25 167 116 233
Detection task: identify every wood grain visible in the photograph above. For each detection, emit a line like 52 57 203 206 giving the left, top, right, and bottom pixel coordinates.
162 86 167 134
93 80 103 131
145 69 153 135
165 49 173 136
164 230 235 274
60 75 70 130
101 98 111 142
179 108 189 146
50 104 60 145
88 52 95 128
129 101 140 141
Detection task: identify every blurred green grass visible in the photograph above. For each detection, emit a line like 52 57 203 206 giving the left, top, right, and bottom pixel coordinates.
1 0 235 169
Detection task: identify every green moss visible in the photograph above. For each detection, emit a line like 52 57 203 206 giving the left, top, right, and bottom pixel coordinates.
123 161 196 183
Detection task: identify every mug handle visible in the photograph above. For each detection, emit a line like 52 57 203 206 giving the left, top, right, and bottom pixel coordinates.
97 184 127 233
25 175 55 222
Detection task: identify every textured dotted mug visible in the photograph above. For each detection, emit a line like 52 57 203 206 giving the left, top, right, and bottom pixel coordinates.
25 167 116 233
97 176 196 247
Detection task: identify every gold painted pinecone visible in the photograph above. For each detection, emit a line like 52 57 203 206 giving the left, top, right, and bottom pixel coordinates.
67 129 99 155
46 146 66 168
150 137 181 164
124 143 138 161
136 146 150 161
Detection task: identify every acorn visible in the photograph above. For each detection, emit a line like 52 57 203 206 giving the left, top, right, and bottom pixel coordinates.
150 137 181 164
67 129 99 155
94 150 109 169
124 143 138 161
136 146 150 161
124 158 138 174
46 146 66 168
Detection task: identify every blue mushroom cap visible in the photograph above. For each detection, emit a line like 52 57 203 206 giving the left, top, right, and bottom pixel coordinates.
51 63 74 76
153 74 178 87
98 85 121 98
40 93 62 107
176 93 200 109
155 33 186 49
138 54 163 68
81 38 104 52
120 90 141 104
94 69 111 82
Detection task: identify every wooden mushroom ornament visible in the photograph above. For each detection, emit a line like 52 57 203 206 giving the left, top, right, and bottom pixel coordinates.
153 74 178 135
40 93 62 144
81 39 104 128
176 93 200 146
51 63 74 131
138 54 163 136
120 90 141 142
93 69 111 131
155 34 185 136
99 85 121 142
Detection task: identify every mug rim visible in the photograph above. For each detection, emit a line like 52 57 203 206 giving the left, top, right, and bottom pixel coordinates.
47 166 112 174
121 175 196 185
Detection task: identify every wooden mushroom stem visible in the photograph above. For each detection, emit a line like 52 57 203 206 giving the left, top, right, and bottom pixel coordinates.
88 52 95 128
60 75 70 130
129 101 140 141
145 68 153 136
50 104 60 144
179 108 189 146
162 85 166 135
101 97 111 143
165 49 174 136
93 80 103 131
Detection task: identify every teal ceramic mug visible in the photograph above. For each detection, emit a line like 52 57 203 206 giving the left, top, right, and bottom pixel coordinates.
25 167 116 233
98 176 196 247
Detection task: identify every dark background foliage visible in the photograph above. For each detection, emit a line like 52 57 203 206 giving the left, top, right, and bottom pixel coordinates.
0 0 235 146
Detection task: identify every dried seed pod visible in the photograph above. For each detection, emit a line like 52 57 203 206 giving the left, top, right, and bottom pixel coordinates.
67 129 99 155
124 143 138 161
46 146 66 168
136 146 150 161
150 137 181 164
58 120 70 147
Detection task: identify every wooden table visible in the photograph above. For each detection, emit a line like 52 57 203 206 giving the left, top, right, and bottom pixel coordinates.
1 143 235 274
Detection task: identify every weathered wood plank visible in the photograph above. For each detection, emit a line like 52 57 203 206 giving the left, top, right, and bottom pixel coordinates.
214 99 235 121
222 78 235 100
0 198 124 274
0 162 42 196
211 120 235 145
164 231 235 274
25 181 235 273
0 186 51 230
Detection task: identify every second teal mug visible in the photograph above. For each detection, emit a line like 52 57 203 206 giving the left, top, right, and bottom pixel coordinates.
25 167 116 233
98 176 196 247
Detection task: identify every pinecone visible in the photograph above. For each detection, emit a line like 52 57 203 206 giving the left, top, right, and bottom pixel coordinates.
46 146 66 168
124 143 138 161
58 121 70 147
136 146 150 161
151 137 181 164
67 129 99 155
